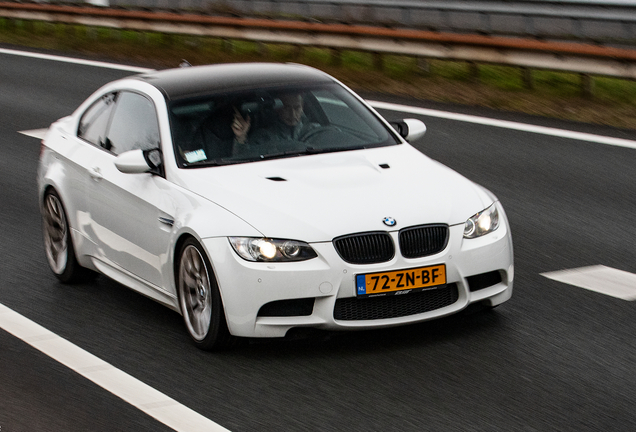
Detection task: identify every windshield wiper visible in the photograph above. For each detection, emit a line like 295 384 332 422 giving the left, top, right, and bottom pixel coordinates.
304 145 366 154
184 158 249 167
256 150 311 160
184 145 370 167
256 146 367 161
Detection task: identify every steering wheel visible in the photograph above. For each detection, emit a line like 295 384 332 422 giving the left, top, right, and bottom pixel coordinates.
299 125 341 143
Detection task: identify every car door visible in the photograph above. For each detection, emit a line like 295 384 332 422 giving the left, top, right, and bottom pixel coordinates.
65 91 118 259
85 90 176 291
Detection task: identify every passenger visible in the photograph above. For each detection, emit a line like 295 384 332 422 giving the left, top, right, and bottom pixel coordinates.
231 106 251 145
189 105 240 161
188 104 254 161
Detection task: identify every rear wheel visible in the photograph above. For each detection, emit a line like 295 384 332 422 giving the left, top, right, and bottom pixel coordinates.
42 189 90 283
177 238 233 350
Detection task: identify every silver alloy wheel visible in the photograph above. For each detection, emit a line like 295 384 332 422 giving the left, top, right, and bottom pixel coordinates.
43 193 69 275
179 244 213 341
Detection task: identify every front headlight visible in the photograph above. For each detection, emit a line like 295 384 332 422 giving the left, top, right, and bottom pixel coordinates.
463 203 500 239
229 237 318 262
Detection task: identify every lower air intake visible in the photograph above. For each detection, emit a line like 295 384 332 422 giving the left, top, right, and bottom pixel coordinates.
466 271 502 292
258 298 315 317
333 284 458 321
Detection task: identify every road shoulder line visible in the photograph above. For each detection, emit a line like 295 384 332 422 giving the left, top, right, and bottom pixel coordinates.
0 302 230 432
369 101 636 150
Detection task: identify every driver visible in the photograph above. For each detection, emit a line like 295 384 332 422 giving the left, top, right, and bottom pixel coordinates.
231 92 319 154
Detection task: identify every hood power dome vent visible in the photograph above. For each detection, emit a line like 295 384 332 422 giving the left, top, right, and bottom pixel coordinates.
266 177 287 182
379 164 390 169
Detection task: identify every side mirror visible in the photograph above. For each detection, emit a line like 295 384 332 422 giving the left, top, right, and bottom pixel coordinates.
115 148 163 174
389 119 427 142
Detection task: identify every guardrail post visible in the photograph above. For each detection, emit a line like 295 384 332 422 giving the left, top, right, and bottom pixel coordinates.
109 28 122 41
86 26 98 40
417 58 430 74
331 48 342 66
163 33 177 46
58 22 74 39
468 61 480 82
222 38 235 53
521 67 534 89
256 42 268 56
4 17 15 32
292 45 304 60
580 74 595 98
373 52 383 71
22 18 34 33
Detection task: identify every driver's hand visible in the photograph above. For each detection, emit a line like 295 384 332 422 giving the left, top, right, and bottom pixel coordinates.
232 106 251 144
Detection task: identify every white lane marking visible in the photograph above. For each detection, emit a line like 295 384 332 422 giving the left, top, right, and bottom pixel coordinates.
19 128 49 139
4 47 636 149
0 303 231 432
541 265 636 300
0 48 153 73
369 101 636 150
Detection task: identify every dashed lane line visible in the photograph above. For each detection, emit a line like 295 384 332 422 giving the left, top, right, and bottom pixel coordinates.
542 265 636 300
0 303 231 432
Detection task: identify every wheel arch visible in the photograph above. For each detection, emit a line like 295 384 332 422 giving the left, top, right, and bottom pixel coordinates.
172 232 194 293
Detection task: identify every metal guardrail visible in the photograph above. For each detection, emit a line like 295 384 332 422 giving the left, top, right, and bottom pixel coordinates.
17 0 636 45
2 1 636 90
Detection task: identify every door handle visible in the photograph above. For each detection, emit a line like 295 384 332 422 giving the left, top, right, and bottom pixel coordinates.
89 167 103 181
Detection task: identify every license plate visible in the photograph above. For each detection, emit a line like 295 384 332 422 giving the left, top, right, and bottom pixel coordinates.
356 264 446 297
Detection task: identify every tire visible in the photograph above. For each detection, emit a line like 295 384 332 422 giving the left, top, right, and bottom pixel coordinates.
42 189 92 283
177 238 233 350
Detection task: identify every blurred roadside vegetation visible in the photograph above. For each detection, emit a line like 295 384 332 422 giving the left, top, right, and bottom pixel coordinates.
3 18 636 129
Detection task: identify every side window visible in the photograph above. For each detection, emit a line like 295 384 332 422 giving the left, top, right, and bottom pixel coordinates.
78 93 115 147
106 92 160 155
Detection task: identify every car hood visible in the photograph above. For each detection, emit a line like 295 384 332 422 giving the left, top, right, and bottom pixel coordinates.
176 144 496 242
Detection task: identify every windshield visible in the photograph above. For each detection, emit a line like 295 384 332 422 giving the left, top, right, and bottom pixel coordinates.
169 83 399 167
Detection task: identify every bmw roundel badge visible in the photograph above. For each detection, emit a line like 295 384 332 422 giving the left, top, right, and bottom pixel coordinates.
383 217 396 227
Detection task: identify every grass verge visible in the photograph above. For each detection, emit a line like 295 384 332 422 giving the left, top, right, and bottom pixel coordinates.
3 19 636 129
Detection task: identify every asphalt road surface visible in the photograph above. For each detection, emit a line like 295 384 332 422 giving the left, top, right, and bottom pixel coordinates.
1 47 635 432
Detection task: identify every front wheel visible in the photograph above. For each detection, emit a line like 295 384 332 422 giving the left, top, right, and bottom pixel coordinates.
177 238 233 350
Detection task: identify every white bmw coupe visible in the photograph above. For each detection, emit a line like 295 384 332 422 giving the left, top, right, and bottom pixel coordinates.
38 63 513 350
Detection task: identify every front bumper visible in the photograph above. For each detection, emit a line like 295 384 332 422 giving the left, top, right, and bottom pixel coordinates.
203 210 513 338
